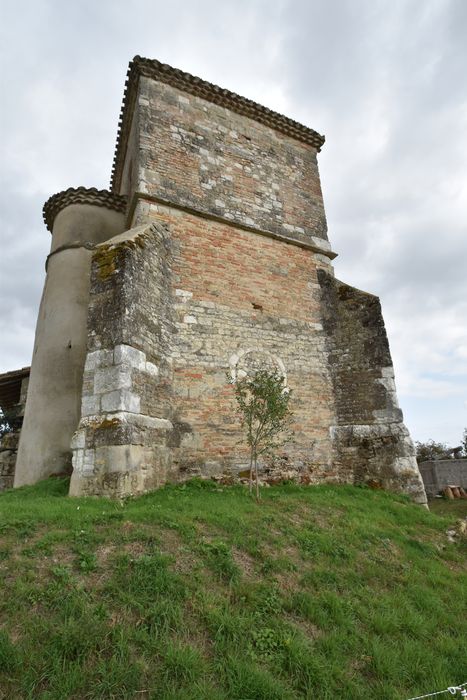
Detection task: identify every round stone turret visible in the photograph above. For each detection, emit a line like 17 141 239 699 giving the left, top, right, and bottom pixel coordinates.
14 188 127 487
43 187 127 250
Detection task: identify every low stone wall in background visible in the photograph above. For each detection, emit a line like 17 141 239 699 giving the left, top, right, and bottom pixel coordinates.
0 431 20 491
419 459 467 497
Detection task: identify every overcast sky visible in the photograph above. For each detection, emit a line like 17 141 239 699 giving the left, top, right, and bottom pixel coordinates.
0 0 466 445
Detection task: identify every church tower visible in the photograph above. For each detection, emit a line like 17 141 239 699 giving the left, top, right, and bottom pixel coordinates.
13 57 426 504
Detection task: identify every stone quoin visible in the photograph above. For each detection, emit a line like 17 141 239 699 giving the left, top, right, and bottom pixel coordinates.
2 56 426 503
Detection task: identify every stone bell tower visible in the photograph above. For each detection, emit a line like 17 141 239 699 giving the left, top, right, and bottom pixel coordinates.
13 56 426 504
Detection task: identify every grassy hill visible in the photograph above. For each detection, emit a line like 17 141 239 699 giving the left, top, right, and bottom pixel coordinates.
0 479 465 700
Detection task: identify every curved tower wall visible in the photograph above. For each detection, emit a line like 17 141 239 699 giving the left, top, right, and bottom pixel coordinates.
14 194 126 486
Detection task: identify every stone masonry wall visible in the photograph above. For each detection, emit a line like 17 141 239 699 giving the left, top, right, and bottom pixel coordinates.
318 271 426 503
419 460 467 497
0 376 28 491
69 223 175 497
0 431 20 491
122 76 329 248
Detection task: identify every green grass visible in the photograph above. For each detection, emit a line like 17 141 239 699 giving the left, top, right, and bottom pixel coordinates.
0 478 465 699
428 496 467 519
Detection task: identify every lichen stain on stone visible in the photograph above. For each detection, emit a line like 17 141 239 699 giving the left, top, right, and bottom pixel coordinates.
168 420 193 448
95 418 120 430
366 478 384 490
94 233 149 281
94 246 121 280
90 417 121 431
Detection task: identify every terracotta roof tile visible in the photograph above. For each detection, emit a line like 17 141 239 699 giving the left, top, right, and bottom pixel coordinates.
42 187 127 232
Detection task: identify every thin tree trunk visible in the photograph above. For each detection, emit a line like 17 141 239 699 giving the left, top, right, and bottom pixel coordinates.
255 450 260 501
249 452 253 494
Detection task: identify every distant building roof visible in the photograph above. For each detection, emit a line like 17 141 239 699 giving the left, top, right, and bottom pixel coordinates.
0 367 30 412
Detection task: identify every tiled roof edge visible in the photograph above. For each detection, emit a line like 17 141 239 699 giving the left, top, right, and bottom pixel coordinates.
0 367 30 383
110 56 325 192
43 187 127 232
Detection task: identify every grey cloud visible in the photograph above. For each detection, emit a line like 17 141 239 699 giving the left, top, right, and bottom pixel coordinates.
0 0 466 443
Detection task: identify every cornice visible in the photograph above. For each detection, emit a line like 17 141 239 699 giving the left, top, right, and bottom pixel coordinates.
110 56 325 192
43 187 127 232
126 191 338 260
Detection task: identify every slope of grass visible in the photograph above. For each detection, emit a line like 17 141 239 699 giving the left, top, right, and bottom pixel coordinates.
0 479 465 700
428 496 467 519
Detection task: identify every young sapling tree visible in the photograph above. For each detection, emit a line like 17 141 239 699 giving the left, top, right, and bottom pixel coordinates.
232 367 292 499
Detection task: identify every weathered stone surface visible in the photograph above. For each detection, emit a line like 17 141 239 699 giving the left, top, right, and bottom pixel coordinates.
0 370 29 491
69 222 175 497
112 56 325 192
0 438 19 490
318 271 426 504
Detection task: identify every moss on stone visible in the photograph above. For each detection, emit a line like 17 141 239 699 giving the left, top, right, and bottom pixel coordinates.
94 245 121 280
89 417 121 431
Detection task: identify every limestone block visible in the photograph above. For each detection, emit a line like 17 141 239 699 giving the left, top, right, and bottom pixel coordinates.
84 349 113 371
72 448 84 474
94 366 132 394
101 390 141 413
70 430 86 450
145 361 159 377
373 407 403 423
175 289 193 302
114 344 146 370
72 448 96 477
82 449 96 476
95 444 146 474
107 411 172 430
81 395 100 417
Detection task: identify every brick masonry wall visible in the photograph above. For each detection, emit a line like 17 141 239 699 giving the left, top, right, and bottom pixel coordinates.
70 208 340 496
121 77 329 248
141 200 338 484
318 271 426 503
69 206 426 502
